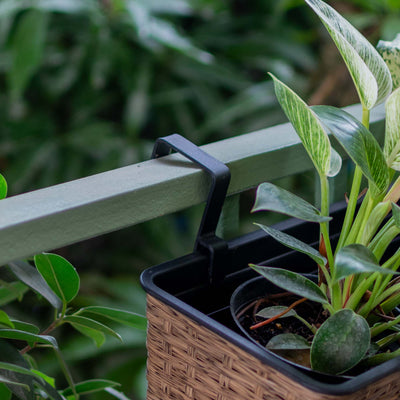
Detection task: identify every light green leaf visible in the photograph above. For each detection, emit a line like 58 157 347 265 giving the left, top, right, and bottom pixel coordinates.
384 87 400 170
71 323 105 348
269 74 334 176
0 311 14 329
306 0 392 109
0 174 7 200
252 183 331 223
34 253 80 305
61 379 120 396
256 223 326 266
8 260 62 309
311 309 370 374
312 105 389 196
256 306 297 319
249 265 328 304
392 202 400 228
63 316 122 342
0 329 58 349
377 34 400 90
77 306 147 330
30 369 55 388
334 244 398 282
267 333 310 350
8 10 48 99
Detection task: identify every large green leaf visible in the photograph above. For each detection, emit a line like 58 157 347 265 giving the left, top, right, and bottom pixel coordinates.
377 34 400 90
311 309 370 374
249 265 328 304
34 253 80 305
252 183 331 223
63 316 122 342
0 174 7 200
76 306 147 330
384 88 400 170
71 323 105 348
8 10 48 99
270 74 338 177
334 244 398 282
306 0 392 109
0 329 58 349
0 384 11 400
267 333 310 350
0 311 14 329
256 223 326 266
8 261 62 309
312 105 389 196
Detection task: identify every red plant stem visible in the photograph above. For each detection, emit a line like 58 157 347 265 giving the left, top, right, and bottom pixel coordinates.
343 276 354 308
250 297 307 330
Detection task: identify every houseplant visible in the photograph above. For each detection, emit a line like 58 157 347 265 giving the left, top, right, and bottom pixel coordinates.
0 174 147 399
238 0 400 377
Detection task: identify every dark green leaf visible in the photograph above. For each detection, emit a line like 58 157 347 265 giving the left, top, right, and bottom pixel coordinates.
0 374 29 390
256 223 326 266
8 10 48 99
77 306 147 330
63 316 122 342
0 311 14 329
256 306 297 319
311 309 370 374
8 261 62 309
61 379 120 396
0 362 44 381
249 265 328 304
0 329 58 349
0 174 7 199
34 253 80 305
312 105 389 196
0 384 11 400
267 333 310 350
252 183 331 223
10 321 39 335
334 244 398 282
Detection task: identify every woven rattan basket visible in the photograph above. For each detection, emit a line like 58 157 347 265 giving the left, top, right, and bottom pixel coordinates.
141 135 400 400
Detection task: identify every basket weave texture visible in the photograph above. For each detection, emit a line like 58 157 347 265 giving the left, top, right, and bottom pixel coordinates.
146 295 400 400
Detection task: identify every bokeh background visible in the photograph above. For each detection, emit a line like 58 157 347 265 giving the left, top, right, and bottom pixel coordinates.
1 0 399 398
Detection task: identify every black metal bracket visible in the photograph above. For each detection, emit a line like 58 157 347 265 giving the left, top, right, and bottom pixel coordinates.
152 134 231 285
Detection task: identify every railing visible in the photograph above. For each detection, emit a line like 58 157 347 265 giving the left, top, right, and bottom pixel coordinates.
0 104 385 266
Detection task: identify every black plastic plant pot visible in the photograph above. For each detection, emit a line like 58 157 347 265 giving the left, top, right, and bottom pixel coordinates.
140 134 400 400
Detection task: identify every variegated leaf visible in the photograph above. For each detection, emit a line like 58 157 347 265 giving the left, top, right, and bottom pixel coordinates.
312 105 389 196
384 87 400 170
270 74 336 177
306 0 392 109
377 34 400 90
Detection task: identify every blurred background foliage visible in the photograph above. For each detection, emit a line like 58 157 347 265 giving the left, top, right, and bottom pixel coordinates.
0 0 399 398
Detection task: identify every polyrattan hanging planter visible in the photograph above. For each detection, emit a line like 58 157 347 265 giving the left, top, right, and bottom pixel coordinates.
141 134 400 400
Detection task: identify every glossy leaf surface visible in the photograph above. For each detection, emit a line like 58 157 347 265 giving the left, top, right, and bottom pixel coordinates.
311 309 370 374
377 34 400 90
250 265 328 304
267 333 310 350
306 0 392 109
384 88 400 170
8 260 62 309
334 244 398 282
270 74 335 177
256 223 326 266
312 105 389 195
0 329 58 348
34 253 80 305
252 183 331 223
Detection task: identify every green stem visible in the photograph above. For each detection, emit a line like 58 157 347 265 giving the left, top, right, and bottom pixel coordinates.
371 314 400 337
295 315 317 334
54 348 79 400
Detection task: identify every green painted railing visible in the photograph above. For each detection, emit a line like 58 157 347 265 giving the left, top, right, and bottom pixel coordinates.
0 104 385 266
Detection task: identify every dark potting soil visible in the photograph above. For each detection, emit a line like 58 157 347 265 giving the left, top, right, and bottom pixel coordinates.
238 293 327 348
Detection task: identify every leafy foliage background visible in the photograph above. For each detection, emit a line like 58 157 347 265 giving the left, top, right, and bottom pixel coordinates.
0 0 399 399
